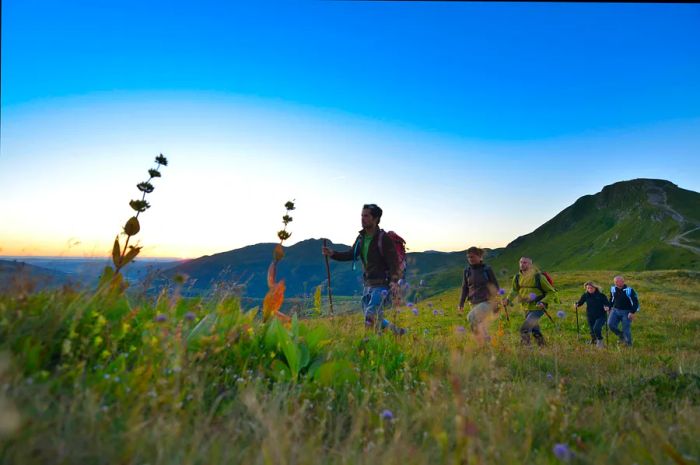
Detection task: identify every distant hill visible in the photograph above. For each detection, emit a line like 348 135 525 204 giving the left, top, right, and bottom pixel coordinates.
0 260 71 292
164 239 467 299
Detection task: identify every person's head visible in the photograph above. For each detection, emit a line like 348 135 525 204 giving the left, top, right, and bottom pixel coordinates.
614 275 625 288
466 246 484 265
584 281 598 294
361 204 382 229
519 257 533 272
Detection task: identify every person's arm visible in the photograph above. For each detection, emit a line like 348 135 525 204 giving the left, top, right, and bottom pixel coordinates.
486 266 500 293
505 274 519 304
630 288 640 313
575 293 586 307
458 269 468 310
324 237 358 262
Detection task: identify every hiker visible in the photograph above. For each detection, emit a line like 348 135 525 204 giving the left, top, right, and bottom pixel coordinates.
457 246 500 344
322 203 406 335
503 257 560 346
608 275 639 346
575 281 610 347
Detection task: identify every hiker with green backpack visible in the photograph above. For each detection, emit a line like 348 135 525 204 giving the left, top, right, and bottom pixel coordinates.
322 203 407 335
503 257 560 346
458 246 501 345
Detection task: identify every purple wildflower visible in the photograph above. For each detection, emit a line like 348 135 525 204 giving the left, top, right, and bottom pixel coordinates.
412 308 419 316
556 310 566 319
529 292 538 302
552 443 572 462
432 309 438 316
407 302 414 308
456 326 466 334
546 373 554 381
184 311 196 321
381 409 394 421
155 314 167 323
498 288 506 295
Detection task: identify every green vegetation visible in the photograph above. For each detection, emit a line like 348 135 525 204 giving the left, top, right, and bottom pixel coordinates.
1 269 698 464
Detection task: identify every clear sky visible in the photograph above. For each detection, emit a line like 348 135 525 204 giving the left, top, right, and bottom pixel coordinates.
2 1 699 258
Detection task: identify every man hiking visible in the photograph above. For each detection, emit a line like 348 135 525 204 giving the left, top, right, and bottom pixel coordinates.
458 246 500 345
575 281 611 347
503 257 559 346
608 275 639 346
322 203 406 335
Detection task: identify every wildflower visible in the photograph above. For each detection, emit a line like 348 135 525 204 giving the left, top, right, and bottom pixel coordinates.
103 374 111 380
428 302 433 307
498 288 506 295
456 326 466 334
129 199 150 212
412 308 419 316
407 302 414 307
552 443 572 462
184 311 196 321
136 181 155 194
155 154 168 166
155 314 167 323
546 373 554 381
381 409 394 421
432 309 438 316
556 310 566 319
529 292 538 301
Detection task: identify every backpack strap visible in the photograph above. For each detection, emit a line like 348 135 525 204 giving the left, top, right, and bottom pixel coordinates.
351 234 362 271
377 229 385 257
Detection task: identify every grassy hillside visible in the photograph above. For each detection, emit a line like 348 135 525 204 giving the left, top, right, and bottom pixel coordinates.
488 179 700 273
1 269 698 464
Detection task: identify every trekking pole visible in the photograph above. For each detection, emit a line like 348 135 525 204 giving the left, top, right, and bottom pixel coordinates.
542 307 555 325
323 238 334 316
501 301 510 322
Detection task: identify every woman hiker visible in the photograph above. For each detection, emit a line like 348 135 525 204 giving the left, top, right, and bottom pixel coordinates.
574 281 610 347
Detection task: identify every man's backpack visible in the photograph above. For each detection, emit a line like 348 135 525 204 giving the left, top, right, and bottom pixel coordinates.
610 286 640 311
378 230 407 279
465 265 493 284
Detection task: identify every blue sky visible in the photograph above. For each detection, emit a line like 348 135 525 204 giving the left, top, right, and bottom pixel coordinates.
2 1 699 257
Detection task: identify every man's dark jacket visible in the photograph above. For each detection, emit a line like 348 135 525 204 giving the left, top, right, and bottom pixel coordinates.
459 263 499 307
609 285 639 313
331 229 399 286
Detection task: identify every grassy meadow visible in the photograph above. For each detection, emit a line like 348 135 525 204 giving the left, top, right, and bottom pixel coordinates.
1 269 699 464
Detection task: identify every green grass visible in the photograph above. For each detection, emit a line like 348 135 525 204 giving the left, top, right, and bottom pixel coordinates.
1 270 699 464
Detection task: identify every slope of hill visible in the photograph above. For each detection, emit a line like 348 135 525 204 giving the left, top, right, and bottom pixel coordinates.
165 239 467 299
490 178 700 272
423 179 700 291
0 260 71 292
